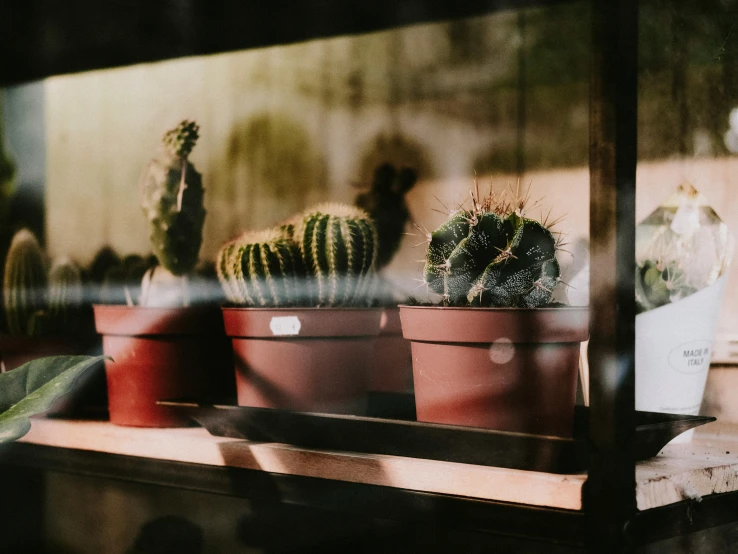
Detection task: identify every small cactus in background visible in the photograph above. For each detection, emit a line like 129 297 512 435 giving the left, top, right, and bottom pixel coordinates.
216 229 304 306
0 94 15 223
140 120 205 278
87 246 121 286
4 229 47 336
216 203 378 307
354 163 417 271
423 185 561 307
48 257 83 333
99 253 156 305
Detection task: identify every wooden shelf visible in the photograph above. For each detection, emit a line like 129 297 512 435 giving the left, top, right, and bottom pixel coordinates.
7 416 738 514
16 417 586 510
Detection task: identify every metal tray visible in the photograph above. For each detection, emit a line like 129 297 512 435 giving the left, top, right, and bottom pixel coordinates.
159 393 715 474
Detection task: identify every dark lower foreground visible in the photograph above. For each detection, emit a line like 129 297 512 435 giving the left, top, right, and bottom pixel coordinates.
2 445 738 554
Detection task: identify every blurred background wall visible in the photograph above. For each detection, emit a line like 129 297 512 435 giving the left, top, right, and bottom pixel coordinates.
2 0 737 325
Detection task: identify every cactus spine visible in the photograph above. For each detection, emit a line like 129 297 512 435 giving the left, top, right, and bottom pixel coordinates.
48 257 83 333
140 120 205 277
4 229 47 336
423 188 561 308
217 204 378 307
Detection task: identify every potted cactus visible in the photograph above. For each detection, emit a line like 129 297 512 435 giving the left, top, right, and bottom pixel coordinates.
354 163 416 394
217 203 382 415
400 184 589 437
93 120 233 427
0 229 103 415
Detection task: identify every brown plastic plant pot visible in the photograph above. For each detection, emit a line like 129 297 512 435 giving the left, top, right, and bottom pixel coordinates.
367 307 413 393
0 335 106 417
399 305 589 437
222 307 383 415
94 305 234 427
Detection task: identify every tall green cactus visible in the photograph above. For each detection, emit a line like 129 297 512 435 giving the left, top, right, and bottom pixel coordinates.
294 203 378 306
216 229 304 306
217 203 378 307
423 190 561 308
48 257 83 333
4 229 47 336
140 120 205 277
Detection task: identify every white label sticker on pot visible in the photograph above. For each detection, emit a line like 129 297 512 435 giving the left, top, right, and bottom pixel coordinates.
668 340 712 374
270 316 301 336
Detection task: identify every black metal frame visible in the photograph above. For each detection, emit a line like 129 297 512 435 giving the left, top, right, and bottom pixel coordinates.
0 0 569 88
0 0 708 550
586 0 638 551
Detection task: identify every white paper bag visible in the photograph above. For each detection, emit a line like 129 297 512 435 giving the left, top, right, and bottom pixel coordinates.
636 276 727 441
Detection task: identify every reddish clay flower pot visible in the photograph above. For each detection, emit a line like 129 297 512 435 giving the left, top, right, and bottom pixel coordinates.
94 305 234 427
367 308 413 393
0 335 106 417
222 307 382 415
400 306 589 437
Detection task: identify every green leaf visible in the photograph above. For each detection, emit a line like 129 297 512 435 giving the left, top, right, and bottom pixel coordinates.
0 355 107 443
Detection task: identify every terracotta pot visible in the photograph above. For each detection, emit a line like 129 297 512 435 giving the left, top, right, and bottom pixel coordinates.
367 308 413 393
94 305 234 427
0 335 106 417
222 307 382 415
400 306 589 437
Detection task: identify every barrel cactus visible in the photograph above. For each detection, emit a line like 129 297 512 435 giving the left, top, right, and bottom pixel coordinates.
140 120 205 277
217 229 305 306
294 204 378 306
48 257 83 333
423 188 561 307
217 203 378 307
4 229 47 336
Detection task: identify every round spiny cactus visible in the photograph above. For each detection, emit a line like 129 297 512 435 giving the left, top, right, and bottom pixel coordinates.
141 120 205 277
423 189 561 308
294 203 378 306
4 229 47 336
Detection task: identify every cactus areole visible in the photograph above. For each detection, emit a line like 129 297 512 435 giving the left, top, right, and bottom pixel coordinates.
141 120 206 277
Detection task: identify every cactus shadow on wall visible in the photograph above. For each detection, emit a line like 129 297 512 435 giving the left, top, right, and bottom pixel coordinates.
355 132 434 187
221 114 328 234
